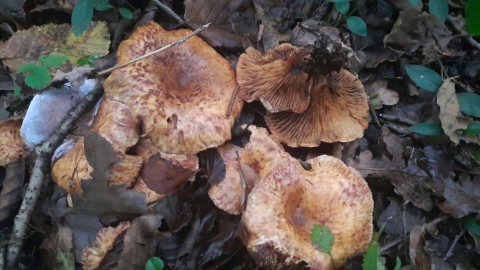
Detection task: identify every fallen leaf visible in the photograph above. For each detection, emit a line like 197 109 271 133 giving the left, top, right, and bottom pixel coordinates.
438 174 480 218
0 159 24 223
140 153 196 194
39 225 75 270
0 22 110 71
409 225 432 269
366 78 399 109
377 197 425 235
436 79 469 144
198 148 226 185
184 0 257 49
384 10 452 64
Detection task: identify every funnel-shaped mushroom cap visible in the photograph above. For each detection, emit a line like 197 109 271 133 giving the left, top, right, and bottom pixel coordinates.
104 21 242 155
240 155 373 269
265 69 369 147
208 126 289 214
236 44 311 113
0 118 25 166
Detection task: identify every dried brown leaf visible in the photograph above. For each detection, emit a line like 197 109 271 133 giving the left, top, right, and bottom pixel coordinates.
438 174 480 218
0 159 24 222
437 79 469 144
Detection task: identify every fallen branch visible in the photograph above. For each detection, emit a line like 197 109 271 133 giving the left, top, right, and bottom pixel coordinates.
6 22 210 268
446 15 480 51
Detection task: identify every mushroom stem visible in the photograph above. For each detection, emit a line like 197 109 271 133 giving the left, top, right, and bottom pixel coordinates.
97 23 210 76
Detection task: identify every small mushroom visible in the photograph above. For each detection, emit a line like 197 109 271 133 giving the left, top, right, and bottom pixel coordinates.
208 126 289 214
82 221 131 270
236 44 311 113
104 21 242 155
239 155 373 269
0 118 25 166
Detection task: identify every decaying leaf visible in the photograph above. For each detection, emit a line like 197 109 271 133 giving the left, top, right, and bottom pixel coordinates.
197 148 226 185
0 22 110 71
0 159 24 223
436 79 480 144
365 78 399 109
384 10 452 64
438 174 480 218
377 197 425 235
39 225 75 270
184 0 256 48
409 225 432 269
70 132 146 220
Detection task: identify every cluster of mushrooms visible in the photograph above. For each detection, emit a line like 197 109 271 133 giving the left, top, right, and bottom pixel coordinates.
47 21 372 269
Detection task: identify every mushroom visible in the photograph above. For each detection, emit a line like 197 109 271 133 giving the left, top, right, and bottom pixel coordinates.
103 21 242 155
208 126 289 214
236 44 369 147
239 155 373 269
51 98 143 194
236 44 311 113
265 69 369 146
82 221 131 270
0 118 25 166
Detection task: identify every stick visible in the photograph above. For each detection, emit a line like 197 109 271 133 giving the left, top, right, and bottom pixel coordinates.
97 23 210 76
6 81 104 268
151 0 184 23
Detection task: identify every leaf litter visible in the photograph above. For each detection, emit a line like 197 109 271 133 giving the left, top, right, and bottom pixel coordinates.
0 0 480 269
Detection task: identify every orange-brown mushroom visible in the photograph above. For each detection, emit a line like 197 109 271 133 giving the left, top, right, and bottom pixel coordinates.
239 155 373 269
103 21 242 155
82 221 131 270
208 126 289 214
0 118 25 166
236 44 311 113
265 69 369 146
236 44 369 147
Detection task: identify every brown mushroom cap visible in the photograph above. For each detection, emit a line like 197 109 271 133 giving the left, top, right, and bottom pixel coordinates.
103 21 242 155
265 69 369 147
82 221 131 270
240 155 373 269
0 118 25 166
51 136 143 194
208 126 289 214
236 44 311 113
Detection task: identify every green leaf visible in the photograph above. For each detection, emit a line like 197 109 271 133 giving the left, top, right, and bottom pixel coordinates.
409 121 444 136
77 54 99 66
461 216 480 236
72 0 94 36
405 65 443 92
39 54 69 68
13 83 22 97
17 63 51 90
363 238 381 270
346 16 367 36
393 257 402 270
335 2 350 15
466 122 480 135
429 0 449 23
457 93 480 118
118 7 133 19
310 224 334 253
408 0 421 5
94 0 114 11
145 257 164 270
466 0 480 35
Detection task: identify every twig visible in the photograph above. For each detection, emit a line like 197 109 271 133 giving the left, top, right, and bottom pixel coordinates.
380 237 403 253
368 97 382 128
443 229 466 261
151 0 184 23
97 23 210 76
446 16 480 51
6 81 104 268
380 114 417 126
226 85 240 117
